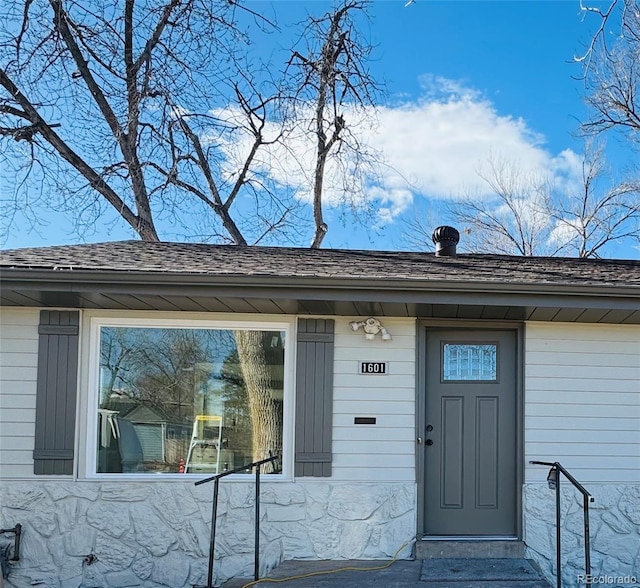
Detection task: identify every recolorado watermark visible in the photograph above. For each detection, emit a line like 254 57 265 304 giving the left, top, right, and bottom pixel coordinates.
577 574 639 586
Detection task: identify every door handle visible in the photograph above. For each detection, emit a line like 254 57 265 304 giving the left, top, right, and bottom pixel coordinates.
417 437 423 444
425 439 434 446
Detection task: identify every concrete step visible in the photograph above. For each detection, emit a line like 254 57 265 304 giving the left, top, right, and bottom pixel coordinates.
416 539 525 559
420 558 552 587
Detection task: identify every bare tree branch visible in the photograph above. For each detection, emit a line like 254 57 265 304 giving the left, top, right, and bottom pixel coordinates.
132 0 182 74
580 0 640 145
549 142 640 257
176 114 248 245
1 0 380 249
0 67 145 236
287 0 379 248
49 0 158 238
402 148 640 258
575 0 620 69
447 158 553 256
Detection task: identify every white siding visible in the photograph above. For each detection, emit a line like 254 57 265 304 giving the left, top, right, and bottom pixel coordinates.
332 318 416 482
524 322 640 484
0 308 39 479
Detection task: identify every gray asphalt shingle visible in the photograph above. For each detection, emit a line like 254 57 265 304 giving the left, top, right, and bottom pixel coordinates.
1 240 639 287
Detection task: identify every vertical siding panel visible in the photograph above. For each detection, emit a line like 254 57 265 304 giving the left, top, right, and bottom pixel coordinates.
313 341 325 477
303 333 315 476
33 310 79 475
295 318 334 477
54 336 68 463
34 330 49 475
296 318 307 476
321 333 334 477
301 335 312 478
65 314 79 466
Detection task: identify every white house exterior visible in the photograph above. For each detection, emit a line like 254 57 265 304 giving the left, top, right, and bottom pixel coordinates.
0 239 638 588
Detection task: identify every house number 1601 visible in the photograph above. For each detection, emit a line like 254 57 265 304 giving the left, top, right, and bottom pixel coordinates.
359 361 388 375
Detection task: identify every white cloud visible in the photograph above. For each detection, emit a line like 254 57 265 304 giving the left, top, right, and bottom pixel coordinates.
371 99 545 198
205 76 580 228
367 185 414 227
548 217 581 247
547 148 584 197
418 74 485 103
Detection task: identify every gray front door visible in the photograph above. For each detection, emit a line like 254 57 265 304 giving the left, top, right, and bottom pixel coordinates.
424 329 517 536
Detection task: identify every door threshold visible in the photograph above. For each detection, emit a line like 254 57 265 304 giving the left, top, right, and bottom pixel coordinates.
421 536 519 541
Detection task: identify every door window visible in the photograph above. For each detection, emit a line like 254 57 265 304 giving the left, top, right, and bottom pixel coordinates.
442 343 498 381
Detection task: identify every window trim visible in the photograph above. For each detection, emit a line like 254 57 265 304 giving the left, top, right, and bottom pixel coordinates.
80 312 296 481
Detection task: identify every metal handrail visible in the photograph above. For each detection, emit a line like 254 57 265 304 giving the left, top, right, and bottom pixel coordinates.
194 453 280 588
530 461 594 588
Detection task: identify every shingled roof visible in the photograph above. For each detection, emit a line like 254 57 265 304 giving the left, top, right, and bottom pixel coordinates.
2 240 639 287
2 241 639 323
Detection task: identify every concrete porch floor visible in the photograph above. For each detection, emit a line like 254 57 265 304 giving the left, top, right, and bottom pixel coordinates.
218 557 553 588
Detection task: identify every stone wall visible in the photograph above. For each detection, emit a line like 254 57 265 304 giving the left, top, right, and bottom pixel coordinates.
0 481 416 588
523 484 640 588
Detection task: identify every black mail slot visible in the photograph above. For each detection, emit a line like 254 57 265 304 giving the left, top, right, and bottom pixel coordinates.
354 417 376 425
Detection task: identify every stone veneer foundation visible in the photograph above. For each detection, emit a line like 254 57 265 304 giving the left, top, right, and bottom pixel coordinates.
3 482 638 588
523 484 640 588
0 481 416 588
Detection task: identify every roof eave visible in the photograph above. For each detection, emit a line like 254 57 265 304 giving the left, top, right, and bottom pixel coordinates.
1 268 639 304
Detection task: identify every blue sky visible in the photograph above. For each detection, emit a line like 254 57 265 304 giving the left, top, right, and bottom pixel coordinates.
2 0 636 257
365 0 587 122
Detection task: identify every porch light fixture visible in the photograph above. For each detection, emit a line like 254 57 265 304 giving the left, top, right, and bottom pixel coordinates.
349 317 392 341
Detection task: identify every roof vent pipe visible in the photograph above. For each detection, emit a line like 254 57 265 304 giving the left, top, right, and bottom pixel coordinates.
432 226 460 257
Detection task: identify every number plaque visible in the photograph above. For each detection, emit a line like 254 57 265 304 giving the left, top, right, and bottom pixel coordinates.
359 361 388 375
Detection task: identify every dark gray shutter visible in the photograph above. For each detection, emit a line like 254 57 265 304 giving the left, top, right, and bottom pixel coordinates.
33 310 79 475
295 318 334 477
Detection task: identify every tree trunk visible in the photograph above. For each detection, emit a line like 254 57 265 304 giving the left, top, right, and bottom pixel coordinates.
234 331 282 463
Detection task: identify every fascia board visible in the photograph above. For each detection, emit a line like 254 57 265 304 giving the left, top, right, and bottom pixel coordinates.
2 269 640 309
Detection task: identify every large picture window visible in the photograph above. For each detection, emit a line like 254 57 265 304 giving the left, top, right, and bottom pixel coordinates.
94 321 287 475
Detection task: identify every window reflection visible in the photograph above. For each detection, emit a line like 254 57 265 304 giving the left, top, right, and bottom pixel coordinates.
97 326 285 474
